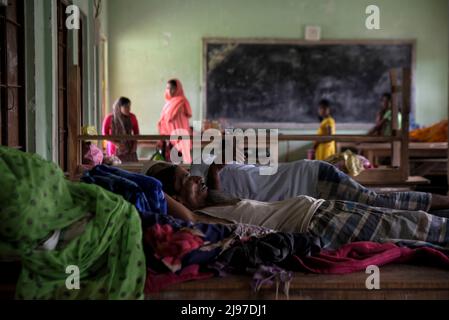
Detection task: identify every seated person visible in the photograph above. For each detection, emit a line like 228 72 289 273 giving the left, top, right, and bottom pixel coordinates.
146 169 449 251
368 93 402 136
143 160 449 212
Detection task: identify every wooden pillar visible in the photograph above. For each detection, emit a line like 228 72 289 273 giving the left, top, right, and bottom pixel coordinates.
390 69 401 168
401 68 411 181
68 65 81 179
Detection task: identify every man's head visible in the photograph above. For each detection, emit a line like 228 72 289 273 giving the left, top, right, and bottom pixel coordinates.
144 161 208 209
144 161 186 194
172 175 209 210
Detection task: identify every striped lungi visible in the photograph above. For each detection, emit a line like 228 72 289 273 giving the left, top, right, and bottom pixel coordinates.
308 200 449 250
316 162 432 211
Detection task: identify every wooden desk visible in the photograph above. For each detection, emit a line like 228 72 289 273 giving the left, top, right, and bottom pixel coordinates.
355 169 429 188
355 142 448 162
339 142 448 176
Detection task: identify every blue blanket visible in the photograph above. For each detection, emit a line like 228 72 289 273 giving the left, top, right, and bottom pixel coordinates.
82 165 167 220
81 165 236 268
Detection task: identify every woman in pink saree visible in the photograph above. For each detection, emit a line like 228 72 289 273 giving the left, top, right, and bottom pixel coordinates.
158 79 193 163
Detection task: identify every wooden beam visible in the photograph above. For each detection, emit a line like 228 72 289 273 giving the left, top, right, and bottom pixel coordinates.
390 69 401 167
401 68 411 181
390 85 402 93
277 135 401 142
68 65 81 179
78 134 402 143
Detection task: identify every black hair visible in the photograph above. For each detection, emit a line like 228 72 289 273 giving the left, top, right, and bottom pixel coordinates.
382 93 392 101
319 99 331 109
153 165 177 196
117 96 131 108
168 79 177 88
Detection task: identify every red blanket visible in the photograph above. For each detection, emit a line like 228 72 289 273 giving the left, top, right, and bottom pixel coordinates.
294 242 449 274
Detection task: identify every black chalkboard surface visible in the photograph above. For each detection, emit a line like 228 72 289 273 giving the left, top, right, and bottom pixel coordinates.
204 40 413 127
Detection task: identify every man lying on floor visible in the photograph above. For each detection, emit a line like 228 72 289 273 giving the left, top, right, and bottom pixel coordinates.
146 163 449 251
143 159 449 212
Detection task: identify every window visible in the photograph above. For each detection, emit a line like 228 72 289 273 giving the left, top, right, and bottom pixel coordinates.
0 0 25 150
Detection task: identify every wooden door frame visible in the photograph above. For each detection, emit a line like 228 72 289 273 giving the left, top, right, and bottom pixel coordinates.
0 0 26 150
56 0 70 171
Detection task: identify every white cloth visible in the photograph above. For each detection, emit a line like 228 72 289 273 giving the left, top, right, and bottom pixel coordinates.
39 230 61 251
198 196 325 233
190 160 320 202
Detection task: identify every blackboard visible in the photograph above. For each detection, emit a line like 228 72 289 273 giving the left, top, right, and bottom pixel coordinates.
204 40 414 127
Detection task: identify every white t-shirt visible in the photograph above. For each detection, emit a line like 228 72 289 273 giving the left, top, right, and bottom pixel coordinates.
190 160 320 202
197 196 325 233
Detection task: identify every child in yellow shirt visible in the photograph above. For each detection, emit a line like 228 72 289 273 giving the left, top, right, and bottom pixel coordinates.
314 99 336 161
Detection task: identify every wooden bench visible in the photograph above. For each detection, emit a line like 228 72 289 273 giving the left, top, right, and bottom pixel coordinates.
2 263 449 300
146 265 449 300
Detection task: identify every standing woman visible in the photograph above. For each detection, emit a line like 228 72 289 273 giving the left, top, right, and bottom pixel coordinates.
102 97 140 162
158 79 193 164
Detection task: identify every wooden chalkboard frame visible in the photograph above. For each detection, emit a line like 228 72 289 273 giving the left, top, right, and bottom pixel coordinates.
202 38 416 130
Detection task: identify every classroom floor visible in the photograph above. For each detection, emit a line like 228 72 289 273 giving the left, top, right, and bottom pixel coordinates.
145 265 449 300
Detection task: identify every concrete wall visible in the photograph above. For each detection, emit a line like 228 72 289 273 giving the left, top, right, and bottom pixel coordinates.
107 0 448 128
106 0 448 160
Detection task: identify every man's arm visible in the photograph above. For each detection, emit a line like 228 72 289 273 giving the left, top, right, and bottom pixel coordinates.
206 163 225 190
165 193 197 222
165 192 231 225
194 214 232 225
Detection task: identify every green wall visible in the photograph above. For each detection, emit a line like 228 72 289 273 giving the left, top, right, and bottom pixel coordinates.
107 0 449 136
28 0 107 160
32 0 55 160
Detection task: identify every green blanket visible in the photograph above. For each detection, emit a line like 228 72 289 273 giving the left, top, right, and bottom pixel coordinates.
0 146 146 300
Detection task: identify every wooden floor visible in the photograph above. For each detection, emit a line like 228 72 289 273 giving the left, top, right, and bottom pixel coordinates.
146 265 449 300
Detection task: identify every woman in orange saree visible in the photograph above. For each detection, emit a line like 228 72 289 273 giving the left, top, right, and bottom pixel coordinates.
158 79 193 163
